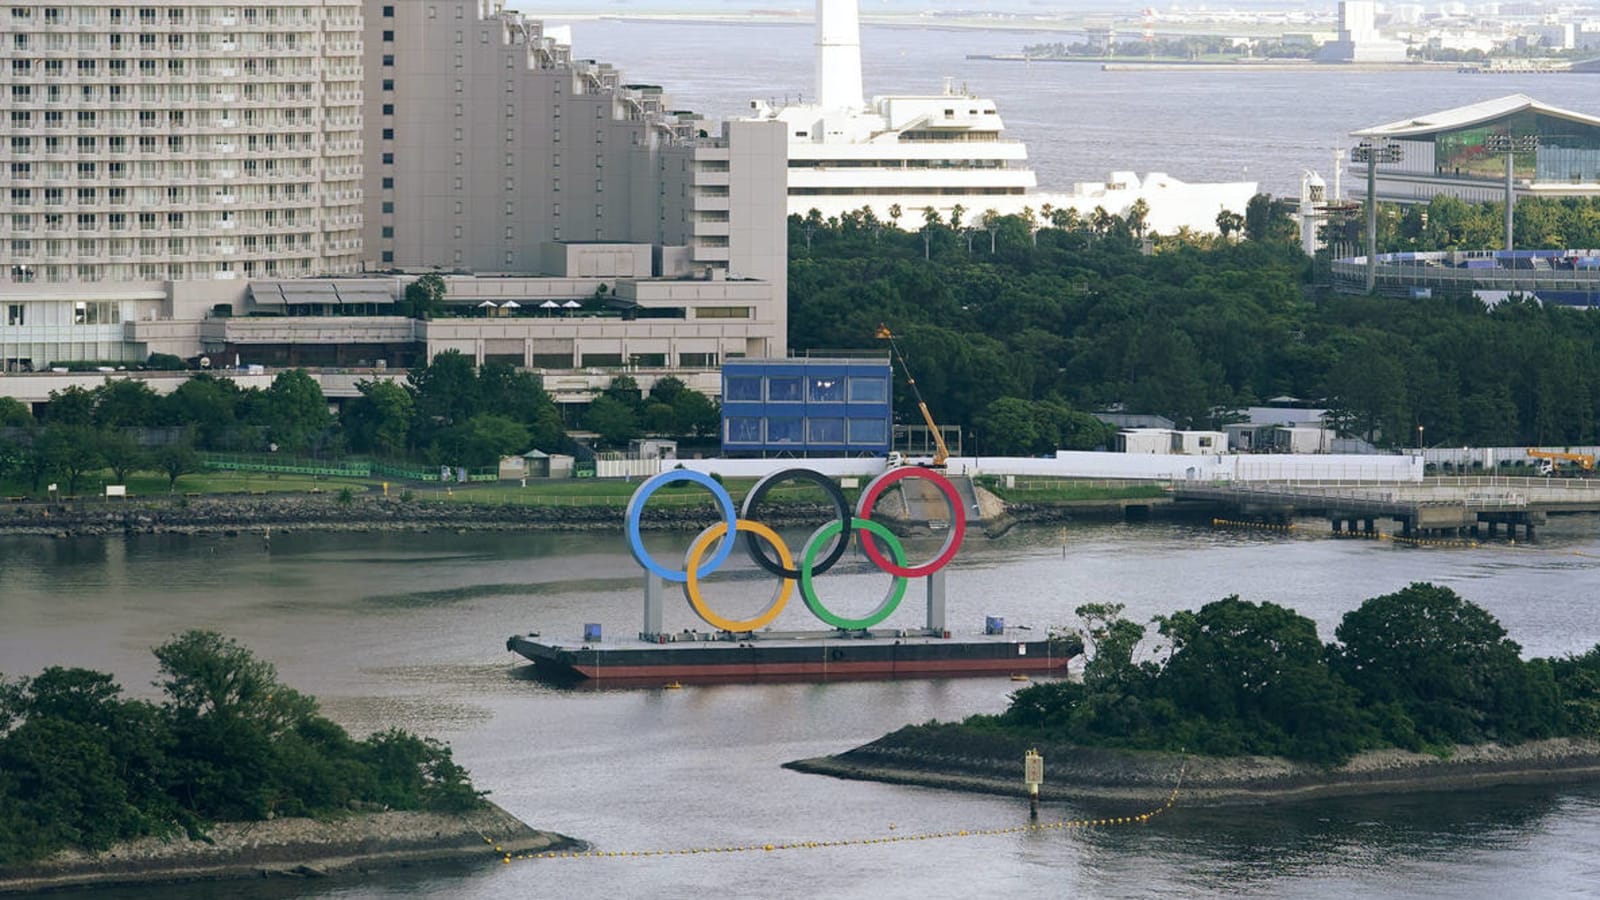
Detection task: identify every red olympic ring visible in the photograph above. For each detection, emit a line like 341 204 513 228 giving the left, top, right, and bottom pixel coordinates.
853 466 967 578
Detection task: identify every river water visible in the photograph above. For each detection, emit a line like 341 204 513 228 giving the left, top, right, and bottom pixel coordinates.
6 514 1600 899
548 17 1600 200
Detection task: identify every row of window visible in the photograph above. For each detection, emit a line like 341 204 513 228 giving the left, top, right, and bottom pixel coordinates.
11 6 332 26
724 375 888 404
725 417 890 446
0 298 121 325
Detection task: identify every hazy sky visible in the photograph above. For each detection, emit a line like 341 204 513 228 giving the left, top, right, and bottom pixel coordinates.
527 1 1327 15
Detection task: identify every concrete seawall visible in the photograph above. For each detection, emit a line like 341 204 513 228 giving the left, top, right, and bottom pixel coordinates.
786 726 1600 807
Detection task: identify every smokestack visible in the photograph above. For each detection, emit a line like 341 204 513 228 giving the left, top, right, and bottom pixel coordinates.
816 0 864 111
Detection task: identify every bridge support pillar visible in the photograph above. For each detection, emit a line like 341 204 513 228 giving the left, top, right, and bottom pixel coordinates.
1331 519 1343 534
1487 520 1499 538
1401 517 1414 538
1364 519 1375 534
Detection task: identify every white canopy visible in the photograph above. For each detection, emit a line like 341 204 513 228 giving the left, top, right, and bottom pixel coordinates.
477 300 498 308
563 300 583 309
501 300 522 309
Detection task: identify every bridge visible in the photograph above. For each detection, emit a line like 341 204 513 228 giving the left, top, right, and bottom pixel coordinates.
1173 477 1600 540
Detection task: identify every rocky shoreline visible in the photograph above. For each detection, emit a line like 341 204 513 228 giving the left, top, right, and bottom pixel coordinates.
0 491 1206 539
785 725 1600 807
0 802 581 894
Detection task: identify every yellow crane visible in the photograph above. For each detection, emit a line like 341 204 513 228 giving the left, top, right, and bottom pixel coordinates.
875 324 950 468
1526 448 1596 475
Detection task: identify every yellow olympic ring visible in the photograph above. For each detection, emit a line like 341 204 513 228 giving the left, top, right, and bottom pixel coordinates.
684 519 795 632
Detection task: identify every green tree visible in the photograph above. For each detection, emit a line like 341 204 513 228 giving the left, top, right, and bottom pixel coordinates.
1333 583 1554 747
161 375 242 450
431 414 529 468
345 379 415 457
402 273 446 319
0 396 34 427
583 395 641 447
154 439 203 490
670 389 720 439
43 385 96 425
39 424 103 494
99 428 146 485
262 369 330 454
407 350 480 448
1156 597 1373 764
93 379 161 428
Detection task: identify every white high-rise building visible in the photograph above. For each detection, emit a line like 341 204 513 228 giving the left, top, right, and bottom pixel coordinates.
0 1 365 371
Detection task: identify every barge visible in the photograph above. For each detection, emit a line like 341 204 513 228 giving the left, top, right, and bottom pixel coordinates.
506 628 1076 686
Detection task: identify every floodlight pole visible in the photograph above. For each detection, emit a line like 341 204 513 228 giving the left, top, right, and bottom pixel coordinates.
1351 140 1401 294
1485 132 1539 253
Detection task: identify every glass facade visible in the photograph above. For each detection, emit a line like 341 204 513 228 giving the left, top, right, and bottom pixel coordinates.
1434 111 1600 183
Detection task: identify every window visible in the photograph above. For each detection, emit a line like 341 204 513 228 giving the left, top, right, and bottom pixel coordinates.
382 54 394 66
768 418 803 444
381 177 394 189
767 376 802 402
808 376 845 403
382 103 394 116
381 250 394 262
381 226 394 238
382 152 394 164
807 418 846 444
726 377 762 402
382 78 394 91
726 417 761 443
849 419 889 445
382 4 395 15
381 201 394 214
6 304 24 326
382 128 394 140
849 376 888 402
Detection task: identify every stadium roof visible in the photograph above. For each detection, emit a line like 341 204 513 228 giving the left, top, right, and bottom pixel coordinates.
1352 94 1600 139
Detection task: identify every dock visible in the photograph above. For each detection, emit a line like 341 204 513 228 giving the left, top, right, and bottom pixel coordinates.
1174 476 1600 540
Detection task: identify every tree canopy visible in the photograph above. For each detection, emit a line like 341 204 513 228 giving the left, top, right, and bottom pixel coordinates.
972 583 1600 767
0 631 482 865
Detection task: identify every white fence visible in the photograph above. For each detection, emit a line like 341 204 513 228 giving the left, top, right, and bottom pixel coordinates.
591 453 1422 484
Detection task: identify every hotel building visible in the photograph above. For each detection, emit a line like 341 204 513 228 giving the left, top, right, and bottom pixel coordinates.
1 0 787 400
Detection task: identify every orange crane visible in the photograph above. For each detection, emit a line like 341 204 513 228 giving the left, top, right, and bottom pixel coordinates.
876 324 950 468
1526 448 1596 475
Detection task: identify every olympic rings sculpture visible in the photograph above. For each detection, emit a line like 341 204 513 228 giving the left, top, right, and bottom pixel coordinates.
624 466 967 632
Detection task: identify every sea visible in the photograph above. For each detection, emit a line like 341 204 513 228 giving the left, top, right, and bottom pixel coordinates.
546 16 1600 201
6 512 1600 899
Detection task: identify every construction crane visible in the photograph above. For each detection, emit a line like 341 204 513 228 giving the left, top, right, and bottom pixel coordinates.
1526 448 1596 476
875 324 950 468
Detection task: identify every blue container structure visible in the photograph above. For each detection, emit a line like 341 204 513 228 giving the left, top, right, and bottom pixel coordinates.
721 358 893 458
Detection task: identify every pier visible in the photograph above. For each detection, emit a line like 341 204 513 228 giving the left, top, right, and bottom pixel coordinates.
1173 476 1600 540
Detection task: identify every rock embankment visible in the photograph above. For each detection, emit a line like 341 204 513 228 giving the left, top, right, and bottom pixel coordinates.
0 494 854 537
0 802 581 894
786 725 1600 807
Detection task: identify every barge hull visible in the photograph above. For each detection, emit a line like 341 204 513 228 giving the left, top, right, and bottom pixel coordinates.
506 633 1070 685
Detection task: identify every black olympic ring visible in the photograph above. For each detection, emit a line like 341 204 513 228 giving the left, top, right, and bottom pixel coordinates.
739 468 854 580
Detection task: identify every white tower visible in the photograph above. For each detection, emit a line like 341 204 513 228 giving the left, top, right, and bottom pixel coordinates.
816 0 865 111
1300 170 1328 257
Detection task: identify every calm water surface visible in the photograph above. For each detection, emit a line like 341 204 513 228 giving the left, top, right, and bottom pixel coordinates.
6 515 1600 899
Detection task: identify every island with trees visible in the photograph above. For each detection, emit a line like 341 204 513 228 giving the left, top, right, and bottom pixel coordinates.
787 584 1600 805
0 631 577 892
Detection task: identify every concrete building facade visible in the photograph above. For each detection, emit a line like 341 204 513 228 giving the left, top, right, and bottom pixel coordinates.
1 0 365 371
1 0 789 395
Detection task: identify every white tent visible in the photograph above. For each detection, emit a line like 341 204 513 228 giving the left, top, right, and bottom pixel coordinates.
476 300 498 308
501 300 522 309
562 300 582 309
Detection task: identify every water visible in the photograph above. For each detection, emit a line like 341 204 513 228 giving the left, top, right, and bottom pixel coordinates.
548 17 1600 199
7 515 1600 898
